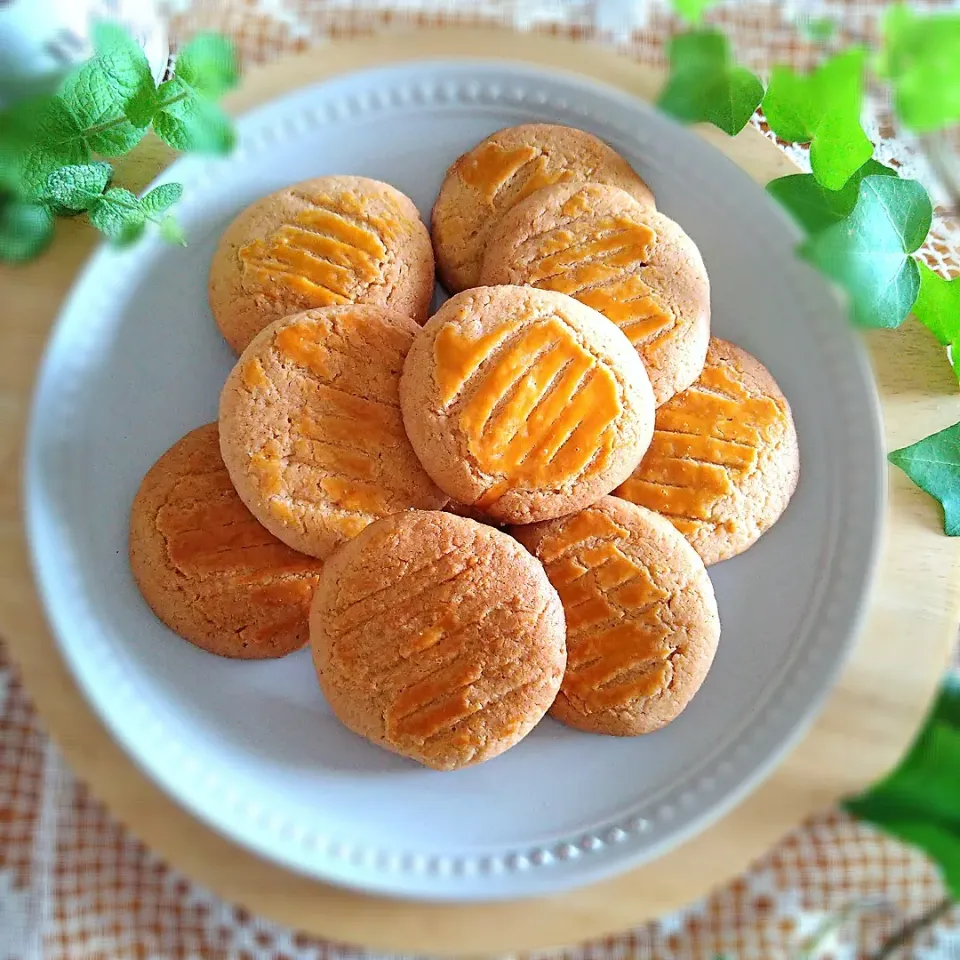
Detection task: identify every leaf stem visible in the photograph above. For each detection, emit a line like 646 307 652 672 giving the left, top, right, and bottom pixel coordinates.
81 90 189 139
868 896 955 960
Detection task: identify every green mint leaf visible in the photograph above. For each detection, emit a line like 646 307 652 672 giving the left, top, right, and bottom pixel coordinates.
42 162 112 212
159 214 187 246
152 78 235 154
0 95 88 199
913 262 960 348
89 186 145 244
0 199 54 263
175 33 239 99
879 3 960 134
767 159 896 235
91 21 153 93
763 50 873 190
59 22 156 157
800 175 932 328
657 30 764 136
887 424 960 535
670 0 715 23
140 183 184 215
60 61 148 156
846 679 960 897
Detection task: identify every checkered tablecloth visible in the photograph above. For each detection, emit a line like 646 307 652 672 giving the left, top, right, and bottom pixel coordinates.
2 2 959 958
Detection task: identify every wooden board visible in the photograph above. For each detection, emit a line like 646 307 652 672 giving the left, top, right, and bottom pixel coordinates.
1 28 958 957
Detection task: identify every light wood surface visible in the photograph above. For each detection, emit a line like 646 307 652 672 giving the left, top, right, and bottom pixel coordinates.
1 28 958 957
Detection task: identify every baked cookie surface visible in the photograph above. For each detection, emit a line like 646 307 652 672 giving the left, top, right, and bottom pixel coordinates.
480 182 710 406
431 124 655 293
219 305 448 560
399 285 656 524
513 496 720 735
129 423 324 659
309 510 566 770
209 176 434 353
615 337 800 564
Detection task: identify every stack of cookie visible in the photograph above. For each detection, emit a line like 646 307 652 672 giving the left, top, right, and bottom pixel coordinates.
130 123 799 772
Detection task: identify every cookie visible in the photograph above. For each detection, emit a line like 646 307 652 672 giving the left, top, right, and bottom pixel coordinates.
399 285 656 524
431 124 655 293
615 338 799 564
219 305 448 560
209 176 434 353
129 423 324 659
513 497 720 735
309 510 566 770
480 182 710 406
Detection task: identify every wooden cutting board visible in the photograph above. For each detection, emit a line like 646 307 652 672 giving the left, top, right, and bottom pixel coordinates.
0 27 958 957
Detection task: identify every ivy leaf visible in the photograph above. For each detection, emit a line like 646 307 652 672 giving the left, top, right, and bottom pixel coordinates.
152 78 235 155
0 199 54 263
800 175 932 328
846 679 960 897
763 50 873 190
0 95 88 199
913 263 960 347
159 214 187 247
879 3 960 134
887 423 960 535
657 30 764 136
670 0 715 23
175 33 239 99
42 162 112 212
89 187 145 245
140 183 184 216
912 263 960 382
767 159 896 235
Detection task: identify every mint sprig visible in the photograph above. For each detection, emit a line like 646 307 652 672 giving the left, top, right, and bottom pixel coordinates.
0 25 238 261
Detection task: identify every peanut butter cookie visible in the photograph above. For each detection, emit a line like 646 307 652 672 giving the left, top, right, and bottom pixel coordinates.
219 305 448 560
615 338 800 564
514 496 720 735
431 124 655 293
209 176 434 353
480 182 710 406
129 423 324 659
310 510 566 770
399 285 656 524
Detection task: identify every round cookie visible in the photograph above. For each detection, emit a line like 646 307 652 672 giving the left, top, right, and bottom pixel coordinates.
129 423 324 659
431 124 655 293
219 305 448 560
513 497 720 735
399 285 656 525
309 510 566 770
209 176 434 353
480 182 710 406
614 337 799 565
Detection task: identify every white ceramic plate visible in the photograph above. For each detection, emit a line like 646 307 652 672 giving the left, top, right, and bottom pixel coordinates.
26 61 885 901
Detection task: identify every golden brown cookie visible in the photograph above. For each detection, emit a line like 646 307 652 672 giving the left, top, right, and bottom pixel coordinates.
480 182 710 406
219 305 448 560
129 423 324 659
209 176 434 353
399 285 656 524
431 124 655 293
513 497 720 735
309 510 566 770
614 338 799 564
